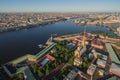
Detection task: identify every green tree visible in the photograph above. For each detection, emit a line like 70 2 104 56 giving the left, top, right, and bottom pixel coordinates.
15 73 24 80
38 71 43 77
83 62 87 68
45 67 49 75
32 64 38 73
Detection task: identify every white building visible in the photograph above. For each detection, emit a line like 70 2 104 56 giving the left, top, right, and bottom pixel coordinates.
63 69 78 80
96 59 107 68
87 64 96 76
117 27 120 35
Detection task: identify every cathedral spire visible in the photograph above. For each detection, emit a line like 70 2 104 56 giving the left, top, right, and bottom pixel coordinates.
82 26 86 47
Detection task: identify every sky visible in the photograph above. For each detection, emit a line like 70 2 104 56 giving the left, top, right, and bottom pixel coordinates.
0 0 120 12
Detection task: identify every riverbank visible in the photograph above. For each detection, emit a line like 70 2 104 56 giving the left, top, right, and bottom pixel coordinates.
0 19 115 64
0 18 67 33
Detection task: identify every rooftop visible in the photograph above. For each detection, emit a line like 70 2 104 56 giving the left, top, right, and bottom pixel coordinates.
17 66 36 80
63 69 78 80
105 43 120 64
8 54 35 65
96 59 106 68
107 76 119 80
109 63 120 77
87 64 96 75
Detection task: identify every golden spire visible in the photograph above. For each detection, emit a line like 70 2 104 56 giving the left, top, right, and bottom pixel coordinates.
82 26 86 47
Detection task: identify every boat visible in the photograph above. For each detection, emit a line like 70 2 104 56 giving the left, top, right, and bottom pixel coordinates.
38 44 46 48
38 44 43 48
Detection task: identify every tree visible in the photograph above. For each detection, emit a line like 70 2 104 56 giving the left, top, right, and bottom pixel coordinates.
83 62 87 68
97 55 103 59
68 56 74 65
45 67 49 75
83 57 88 63
14 73 24 80
32 64 38 73
38 71 43 77
79 64 83 69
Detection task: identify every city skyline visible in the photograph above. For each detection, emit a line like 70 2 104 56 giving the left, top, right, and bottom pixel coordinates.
0 0 120 12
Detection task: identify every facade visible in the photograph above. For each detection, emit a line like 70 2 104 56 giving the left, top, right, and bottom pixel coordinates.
74 58 82 66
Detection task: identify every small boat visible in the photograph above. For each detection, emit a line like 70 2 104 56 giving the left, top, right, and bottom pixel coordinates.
38 44 46 48
38 44 43 48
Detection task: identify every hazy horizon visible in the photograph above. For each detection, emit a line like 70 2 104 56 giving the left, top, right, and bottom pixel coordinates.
0 0 120 13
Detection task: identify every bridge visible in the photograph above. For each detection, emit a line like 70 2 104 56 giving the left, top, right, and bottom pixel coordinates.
35 43 56 60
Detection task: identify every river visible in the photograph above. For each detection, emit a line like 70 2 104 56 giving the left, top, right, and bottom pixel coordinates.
0 19 114 64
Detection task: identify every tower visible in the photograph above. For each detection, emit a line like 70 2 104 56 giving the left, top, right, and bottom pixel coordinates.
50 34 53 42
82 26 86 48
74 26 87 66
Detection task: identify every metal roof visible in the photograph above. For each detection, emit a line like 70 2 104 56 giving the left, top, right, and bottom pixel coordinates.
105 43 120 64
17 66 36 80
9 54 35 65
107 76 118 80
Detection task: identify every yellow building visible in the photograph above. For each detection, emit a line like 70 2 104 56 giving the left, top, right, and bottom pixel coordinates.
117 27 120 35
74 26 86 66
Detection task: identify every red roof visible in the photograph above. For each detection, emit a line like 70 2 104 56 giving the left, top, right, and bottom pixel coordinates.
46 54 56 61
110 69 120 77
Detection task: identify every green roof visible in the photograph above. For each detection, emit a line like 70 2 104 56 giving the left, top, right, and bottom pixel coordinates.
107 76 118 80
35 42 56 60
17 66 36 80
105 43 120 64
9 54 35 65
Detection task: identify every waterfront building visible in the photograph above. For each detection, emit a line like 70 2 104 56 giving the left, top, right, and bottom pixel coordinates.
74 20 80 24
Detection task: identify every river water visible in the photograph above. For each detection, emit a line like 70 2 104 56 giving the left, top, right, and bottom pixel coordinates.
0 19 114 64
